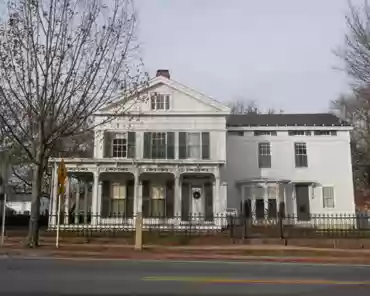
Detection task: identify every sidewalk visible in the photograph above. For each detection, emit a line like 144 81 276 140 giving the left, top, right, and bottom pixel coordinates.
1 243 370 264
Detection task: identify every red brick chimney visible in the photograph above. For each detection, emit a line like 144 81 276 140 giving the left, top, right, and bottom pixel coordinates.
156 69 170 79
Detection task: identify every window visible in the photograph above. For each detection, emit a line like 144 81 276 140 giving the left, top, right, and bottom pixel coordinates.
143 132 175 159
150 93 170 110
228 131 244 136
105 132 135 158
314 130 337 136
151 184 166 217
322 187 335 208
179 132 210 159
254 131 277 136
110 183 126 214
288 130 312 136
112 137 127 158
258 142 271 168
294 143 308 167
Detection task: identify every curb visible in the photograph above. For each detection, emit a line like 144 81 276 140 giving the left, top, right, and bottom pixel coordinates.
1 248 370 265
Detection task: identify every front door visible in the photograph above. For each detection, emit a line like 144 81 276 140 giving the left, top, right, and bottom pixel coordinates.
295 184 310 221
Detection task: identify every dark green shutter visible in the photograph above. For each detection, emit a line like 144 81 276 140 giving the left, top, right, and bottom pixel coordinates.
202 132 210 159
142 180 150 217
166 180 174 218
127 132 136 158
126 179 134 217
103 132 112 158
166 132 175 159
179 132 187 159
143 132 151 159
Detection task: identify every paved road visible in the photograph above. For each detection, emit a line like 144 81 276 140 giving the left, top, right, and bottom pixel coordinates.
0 256 370 295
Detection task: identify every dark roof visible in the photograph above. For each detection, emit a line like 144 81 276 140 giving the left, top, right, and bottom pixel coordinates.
227 113 351 127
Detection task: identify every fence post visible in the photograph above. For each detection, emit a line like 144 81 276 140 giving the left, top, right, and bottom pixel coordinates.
135 212 143 251
278 201 285 239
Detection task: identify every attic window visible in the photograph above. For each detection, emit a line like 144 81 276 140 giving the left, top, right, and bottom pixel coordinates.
151 93 170 110
314 130 337 136
254 131 277 136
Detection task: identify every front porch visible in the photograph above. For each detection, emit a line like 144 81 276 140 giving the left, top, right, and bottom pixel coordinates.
236 178 356 229
48 159 228 231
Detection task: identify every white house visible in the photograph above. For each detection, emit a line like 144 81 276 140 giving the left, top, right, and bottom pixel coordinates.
48 70 356 230
225 114 356 227
49 69 230 230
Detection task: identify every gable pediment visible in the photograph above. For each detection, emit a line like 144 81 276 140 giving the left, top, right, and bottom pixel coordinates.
97 76 230 115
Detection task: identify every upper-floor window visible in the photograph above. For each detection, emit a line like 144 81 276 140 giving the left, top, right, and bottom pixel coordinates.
314 130 337 136
150 93 170 110
294 142 308 168
143 132 175 159
254 130 277 136
179 132 210 159
288 130 312 136
104 132 136 158
258 142 271 168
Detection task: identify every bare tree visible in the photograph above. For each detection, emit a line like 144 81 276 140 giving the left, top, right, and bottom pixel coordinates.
0 0 146 247
228 98 283 114
336 1 370 85
334 0 370 189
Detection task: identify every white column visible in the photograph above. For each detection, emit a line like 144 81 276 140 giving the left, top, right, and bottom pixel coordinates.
174 174 181 218
97 181 102 224
64 176 70 224
264 183 268 219
214 177 220 217
91 172 99 225
74 180 80 224
50 163 58 227
84 181 89 224
133 171 140 215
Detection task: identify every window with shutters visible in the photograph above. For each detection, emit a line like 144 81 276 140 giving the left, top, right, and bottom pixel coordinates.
142 180 174 218
322 186 335 208
178 132 210 160
108 132 135 158
150 93 170 110
258 142 271 168
143 132 175 159
110 182 126 215
294 142 308 167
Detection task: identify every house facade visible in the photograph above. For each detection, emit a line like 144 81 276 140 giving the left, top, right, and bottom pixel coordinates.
48 70 356 230
49 70 230 229
225 114 355 227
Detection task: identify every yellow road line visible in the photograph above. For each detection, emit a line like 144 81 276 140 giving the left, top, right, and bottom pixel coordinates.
143 276 370 286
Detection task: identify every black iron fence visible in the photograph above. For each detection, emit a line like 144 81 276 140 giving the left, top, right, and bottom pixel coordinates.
3 212 370 239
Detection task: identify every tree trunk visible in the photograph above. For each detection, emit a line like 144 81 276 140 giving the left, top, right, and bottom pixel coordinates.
27 157 44 248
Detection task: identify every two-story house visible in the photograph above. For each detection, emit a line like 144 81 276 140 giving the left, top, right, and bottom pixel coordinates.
48 70 356 230
49 70 230 229
225 114 355 226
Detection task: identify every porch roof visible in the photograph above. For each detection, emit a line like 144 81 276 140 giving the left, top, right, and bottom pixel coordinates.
235 178 320 186
235 177 291 186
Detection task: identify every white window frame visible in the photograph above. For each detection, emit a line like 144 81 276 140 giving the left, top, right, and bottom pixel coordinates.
294 142 308 168
186 132 202 159
110 182 126 214
150 93 170 110
151 132 167 159
322 186 335 208
112 133 128 158
258 142 271 168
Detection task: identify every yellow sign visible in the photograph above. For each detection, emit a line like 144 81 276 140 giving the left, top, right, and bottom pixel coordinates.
57 159 67 195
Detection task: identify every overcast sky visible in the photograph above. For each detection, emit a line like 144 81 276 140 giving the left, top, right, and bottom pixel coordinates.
135 0 361 113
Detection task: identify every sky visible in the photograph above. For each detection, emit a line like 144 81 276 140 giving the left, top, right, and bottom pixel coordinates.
135 0 361 113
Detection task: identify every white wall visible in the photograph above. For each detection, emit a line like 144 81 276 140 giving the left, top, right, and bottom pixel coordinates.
94 83 228 162
224 128 355 215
